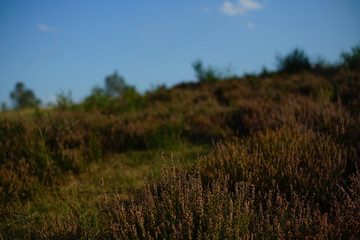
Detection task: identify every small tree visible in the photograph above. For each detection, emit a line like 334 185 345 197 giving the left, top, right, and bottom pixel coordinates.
105 72 127 97
277 48 312 73
83 86 113 111
56 90 74 110
10 82 41 109
192 60 220 83
1 102 8 112
341 44 360 71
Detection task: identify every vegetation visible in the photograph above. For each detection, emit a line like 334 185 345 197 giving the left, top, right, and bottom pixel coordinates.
1 46 360 239
341 44 360 71
192 60 222 83
56 90 74 111
9 82 41 109
276 48 312 73
105 72 129 97
1 103 7 113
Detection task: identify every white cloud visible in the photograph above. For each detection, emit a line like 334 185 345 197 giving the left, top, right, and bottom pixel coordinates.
240 0 263 10
246 22 256 30
37 24 58 33
221 2 245 16
220 0 263 16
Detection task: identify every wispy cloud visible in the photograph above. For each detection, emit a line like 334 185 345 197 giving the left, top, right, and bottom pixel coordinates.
37 24 58 34
220 0 263 16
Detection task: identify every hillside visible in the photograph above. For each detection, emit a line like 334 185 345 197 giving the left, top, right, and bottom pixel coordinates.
1 68 360 239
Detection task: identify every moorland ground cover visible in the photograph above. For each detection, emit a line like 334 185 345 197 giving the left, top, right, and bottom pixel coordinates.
1 47 360 239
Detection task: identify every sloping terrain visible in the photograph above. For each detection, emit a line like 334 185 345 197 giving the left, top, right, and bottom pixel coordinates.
1 69 360 239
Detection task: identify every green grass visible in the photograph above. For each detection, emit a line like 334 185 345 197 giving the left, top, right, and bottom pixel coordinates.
0 142 210 239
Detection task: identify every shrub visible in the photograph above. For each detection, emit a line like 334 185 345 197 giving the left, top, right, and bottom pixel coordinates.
277 48 312 73
192 60 221 83
99 161 350 239
0 120 38 204
56 90 74 111
199 125 352 210
83 86 114 112
118 86 145 112
9 82 41 109
105 71 128 97
341 44 360 71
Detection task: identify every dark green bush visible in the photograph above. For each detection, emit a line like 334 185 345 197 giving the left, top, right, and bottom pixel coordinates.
192 60 221 83
83 86 114 112
341 44 360 71
277 48 312 73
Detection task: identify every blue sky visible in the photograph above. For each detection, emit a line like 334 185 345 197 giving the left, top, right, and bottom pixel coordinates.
1 0 359 106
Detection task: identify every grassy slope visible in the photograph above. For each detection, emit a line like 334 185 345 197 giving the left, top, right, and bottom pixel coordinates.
1 70 360 239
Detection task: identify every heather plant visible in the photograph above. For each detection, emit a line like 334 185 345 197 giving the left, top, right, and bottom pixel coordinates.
199 125 353 209
0 120 38 204
98 160 354 239
330 71 360 111
145 84 171 103
330 171 360 238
